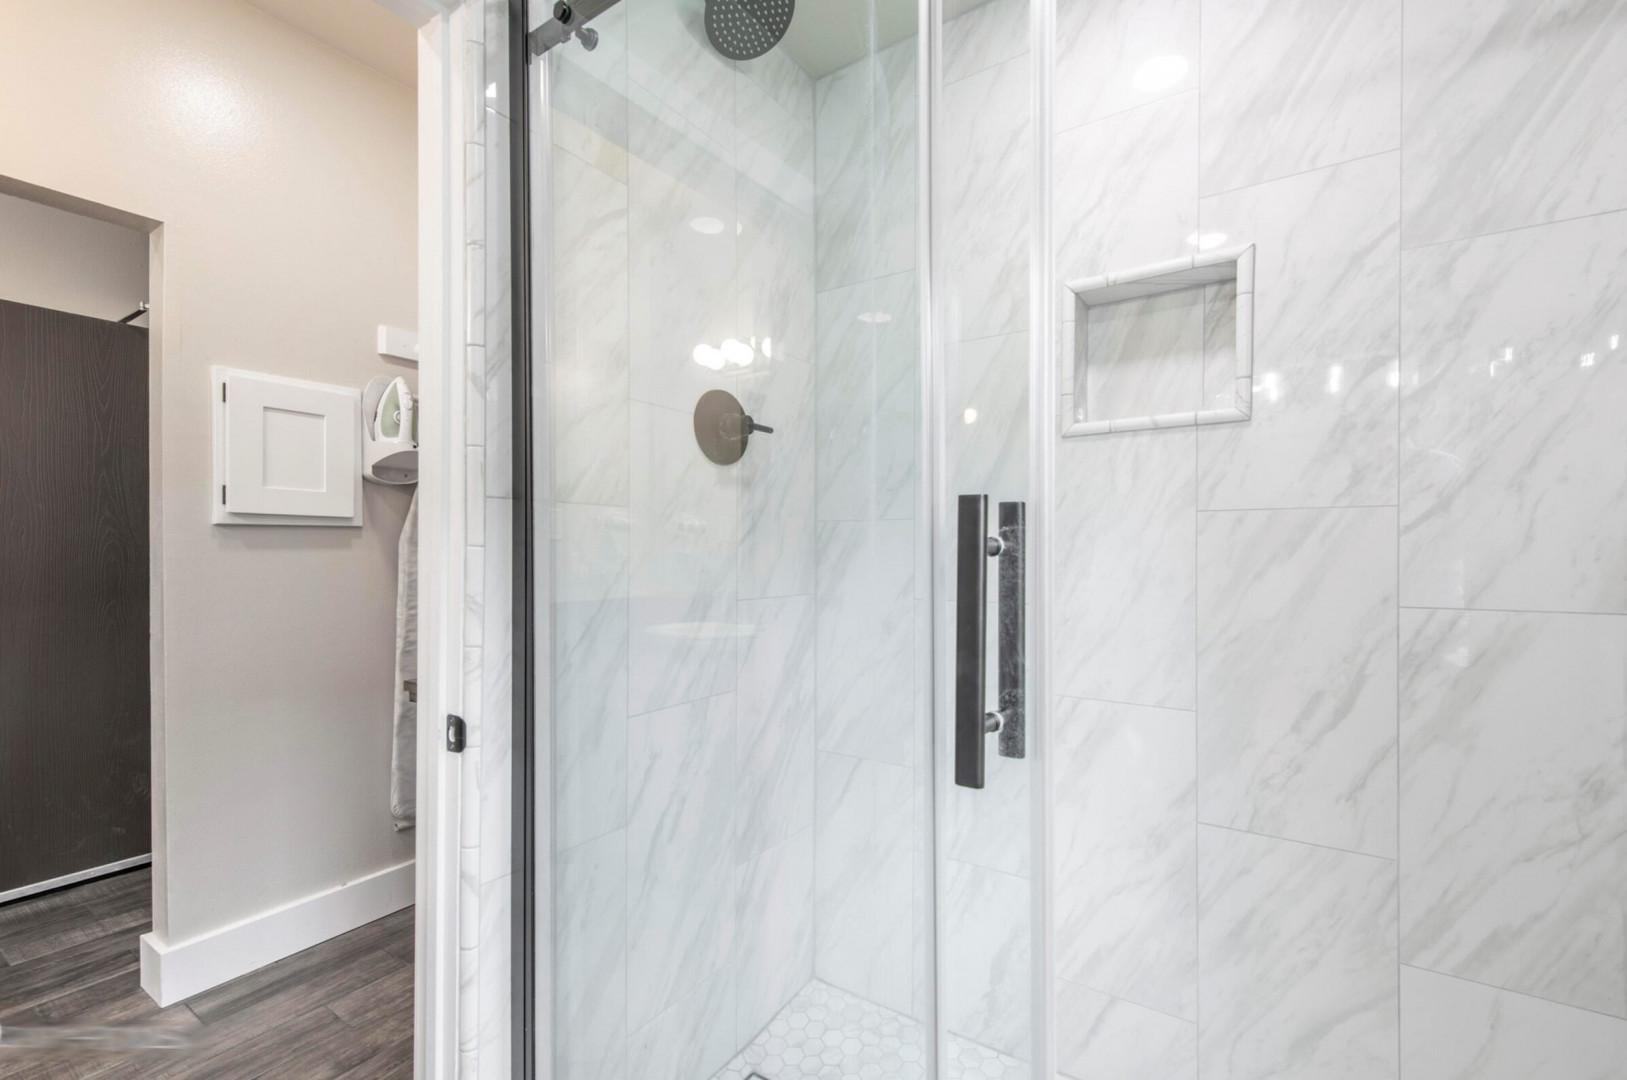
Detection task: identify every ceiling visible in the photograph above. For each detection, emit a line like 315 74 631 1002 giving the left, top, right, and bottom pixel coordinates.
244 0 419 86
778 0 992 78
234 0 994 98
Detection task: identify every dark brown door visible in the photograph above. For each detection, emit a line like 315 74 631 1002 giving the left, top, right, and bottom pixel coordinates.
0 299 149 895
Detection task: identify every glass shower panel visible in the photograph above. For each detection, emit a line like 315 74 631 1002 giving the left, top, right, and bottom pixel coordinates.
535 1 949 1077
930 0 1041 1076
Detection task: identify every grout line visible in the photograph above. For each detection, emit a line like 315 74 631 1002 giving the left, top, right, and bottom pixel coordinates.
1198 820 1396 864
1196 502 1399 514
1053 691 1195 716
1400 963 1627 1023
1056 973 1197 1030
1398 604 1627 619
1400 205 1627 254
1196 147 1402 203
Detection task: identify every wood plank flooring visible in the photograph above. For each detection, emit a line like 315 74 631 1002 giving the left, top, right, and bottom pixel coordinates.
0 868 413 1079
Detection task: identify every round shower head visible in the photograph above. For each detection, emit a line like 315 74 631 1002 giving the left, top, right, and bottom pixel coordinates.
704 0 794 61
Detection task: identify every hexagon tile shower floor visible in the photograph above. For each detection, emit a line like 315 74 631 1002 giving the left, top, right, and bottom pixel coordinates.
711 981 1028 1080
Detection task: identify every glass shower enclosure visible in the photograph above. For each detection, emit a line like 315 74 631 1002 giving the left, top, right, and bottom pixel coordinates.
496 0 1627 1077
518 0 1048 1077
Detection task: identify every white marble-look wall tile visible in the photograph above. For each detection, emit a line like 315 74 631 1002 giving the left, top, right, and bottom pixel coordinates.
1401 966 1627 1080
1197 827 1398 1079
739 356 816 599
815 520 915 765
484 108 515 500
1199 0 1399 195
628 401 737 715
477 874 511 1080
1399 608 1627 1016
465 546 485 647
481 497 515 880
551 1 630 181
737 180 816 365
555 831 627 1080
481 0 510 119
1056 977 1196 1080
627 967 736 1080
463 645 484 736
1054 696 1196 1021
626 107 738 414
1197 507 1398 857
943 52 1030 343
945 0 1028 84
467 341 487 446
1054 93 1198 280
736 47 816 217
554 502 630 850
552 146 630 507
813 40 917 292
1196 154 1400 510
1055 0 1197 133
1084 287 1209 421
466 448 486 547
942 859 1031 1060
942 721 1031 879
735 596 815 863
1400 0 1627 248
947 332 1028 505
1054 428 1196 709
939 591 1029 879
626 693 737 1032
625 0 736 164
815 272 919 523
1399 211 1627 614
814 751 913 1015
733 829 815 1044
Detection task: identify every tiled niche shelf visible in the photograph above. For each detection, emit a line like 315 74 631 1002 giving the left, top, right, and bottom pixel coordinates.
1061 244 1255 438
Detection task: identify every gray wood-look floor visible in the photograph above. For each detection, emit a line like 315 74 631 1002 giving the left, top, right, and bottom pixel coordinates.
0 868 414 1079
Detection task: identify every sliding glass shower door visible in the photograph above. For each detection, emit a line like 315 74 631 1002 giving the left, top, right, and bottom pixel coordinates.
526 1 1045 1078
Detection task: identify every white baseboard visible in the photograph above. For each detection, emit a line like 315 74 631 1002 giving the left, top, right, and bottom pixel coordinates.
140 859 414 1006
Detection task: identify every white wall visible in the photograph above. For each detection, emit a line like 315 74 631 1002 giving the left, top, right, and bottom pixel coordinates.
0 190 148 321
0 0 417 956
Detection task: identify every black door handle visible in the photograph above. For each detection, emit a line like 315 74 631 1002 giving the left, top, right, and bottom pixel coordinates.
956 495 1026 789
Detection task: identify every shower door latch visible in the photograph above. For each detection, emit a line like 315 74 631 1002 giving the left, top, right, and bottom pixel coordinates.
954 495 1026 790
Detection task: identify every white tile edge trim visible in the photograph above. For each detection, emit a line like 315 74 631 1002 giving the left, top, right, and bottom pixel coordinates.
0 853 152 905
1060 246 1255 439
139 859 414 1006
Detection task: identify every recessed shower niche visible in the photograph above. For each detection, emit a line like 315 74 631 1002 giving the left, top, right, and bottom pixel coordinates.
1061 245 1255 436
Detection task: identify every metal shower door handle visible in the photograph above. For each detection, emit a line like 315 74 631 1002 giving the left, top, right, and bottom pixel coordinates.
955 495 1026 789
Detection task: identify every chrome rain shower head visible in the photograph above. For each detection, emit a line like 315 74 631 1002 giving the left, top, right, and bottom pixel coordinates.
704 0 794 61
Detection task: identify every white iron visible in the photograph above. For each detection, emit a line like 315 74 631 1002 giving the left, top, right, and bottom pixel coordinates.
363 375 419 485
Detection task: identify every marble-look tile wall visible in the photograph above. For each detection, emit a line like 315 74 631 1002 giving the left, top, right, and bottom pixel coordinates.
461 3 517 1078
544 2 825 1079
935 0 1038 1064
808 31 931 1031
1050 0 1627 1076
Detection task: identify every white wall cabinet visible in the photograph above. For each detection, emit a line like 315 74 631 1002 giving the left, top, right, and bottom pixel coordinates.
211 367 363 526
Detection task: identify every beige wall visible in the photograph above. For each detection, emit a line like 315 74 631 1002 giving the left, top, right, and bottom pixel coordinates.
0 190 149 321
0 0 417 943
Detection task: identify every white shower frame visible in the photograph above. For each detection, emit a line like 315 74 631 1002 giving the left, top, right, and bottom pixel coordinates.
411 2 481 1078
